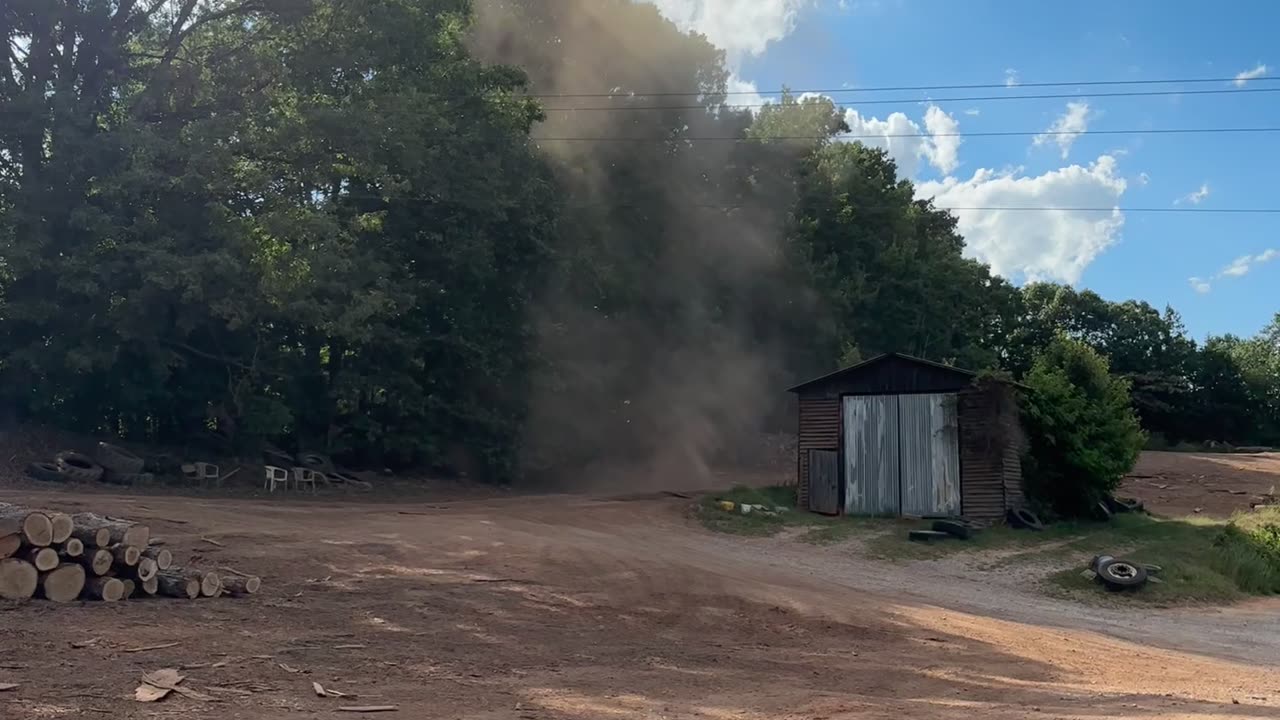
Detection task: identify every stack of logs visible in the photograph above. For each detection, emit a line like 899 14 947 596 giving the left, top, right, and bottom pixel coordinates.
0 503 260 602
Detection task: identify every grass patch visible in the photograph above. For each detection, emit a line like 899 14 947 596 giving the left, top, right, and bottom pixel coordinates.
871 508 1280 604
695 485 894 542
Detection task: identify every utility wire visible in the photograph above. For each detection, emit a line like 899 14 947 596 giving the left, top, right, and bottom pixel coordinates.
525 127 1280 142
521 75 1280 99
540 86 1280 112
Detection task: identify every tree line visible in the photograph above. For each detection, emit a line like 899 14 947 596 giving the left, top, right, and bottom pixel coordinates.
2 0 1276 480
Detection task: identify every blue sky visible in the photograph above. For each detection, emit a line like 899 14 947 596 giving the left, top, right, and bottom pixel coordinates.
645 0 1279 339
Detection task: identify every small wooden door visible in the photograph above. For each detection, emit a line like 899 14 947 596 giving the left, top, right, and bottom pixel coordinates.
807 449 840 515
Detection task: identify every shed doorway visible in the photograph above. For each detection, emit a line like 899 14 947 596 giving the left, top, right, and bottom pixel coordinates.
843 393 960 516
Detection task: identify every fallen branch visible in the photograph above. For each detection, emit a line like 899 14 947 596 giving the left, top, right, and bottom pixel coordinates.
123 642 180 654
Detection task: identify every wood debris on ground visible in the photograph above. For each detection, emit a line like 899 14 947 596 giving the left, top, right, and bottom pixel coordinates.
0 503 261 602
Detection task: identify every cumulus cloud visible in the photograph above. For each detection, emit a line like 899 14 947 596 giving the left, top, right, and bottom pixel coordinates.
1136 171 1150 186
839 105 961 177
1176 182 1210 205
642 0 810 59
1033 101 1092 159
916 155 1128 284
726 74 770 109
1004 68 1020 87
1189 248 1279 294
1234 63 1269 87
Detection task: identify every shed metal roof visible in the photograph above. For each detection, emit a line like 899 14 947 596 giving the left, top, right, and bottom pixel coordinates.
787 352 978 394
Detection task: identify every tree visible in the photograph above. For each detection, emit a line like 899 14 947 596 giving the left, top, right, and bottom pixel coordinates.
1021 336 1145 517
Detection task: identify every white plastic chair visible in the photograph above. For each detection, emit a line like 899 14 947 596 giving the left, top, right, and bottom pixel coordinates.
291 466 320 493
264 465 289 492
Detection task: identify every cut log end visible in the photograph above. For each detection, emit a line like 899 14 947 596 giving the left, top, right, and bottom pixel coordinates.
41 563 86 603
27 547 59 572
143 547 173 571
84 576 125 602
48 513 74 544
135 557 158 582
0 558 39 601
70 514 148 549
60 537 85 558
140 575 159 596
71 526 112 548
200 571 222 598
81 548 113 576
220 574 261 596
0 509 54 548
112 545 141 567
120 579 136 599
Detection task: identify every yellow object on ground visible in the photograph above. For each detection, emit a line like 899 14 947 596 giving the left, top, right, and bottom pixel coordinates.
717 500 736 512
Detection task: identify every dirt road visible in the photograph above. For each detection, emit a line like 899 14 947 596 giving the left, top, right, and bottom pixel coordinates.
1121 451 1280 517
1 489 1277 719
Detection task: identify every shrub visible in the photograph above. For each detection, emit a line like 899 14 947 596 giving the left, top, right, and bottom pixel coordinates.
1021 336 1145 517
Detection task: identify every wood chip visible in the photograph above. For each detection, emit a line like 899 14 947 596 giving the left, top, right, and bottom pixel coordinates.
200 537 226 547
338 706 398 713
71 638 102 649
0 683 18 691
123 642 180 654
313 681 328 697
333 644 366 650
278 663 302 673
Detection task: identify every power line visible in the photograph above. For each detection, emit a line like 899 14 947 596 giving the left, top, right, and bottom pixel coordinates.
523 75 1280 99
525 127 1280 142
540 86 1280 112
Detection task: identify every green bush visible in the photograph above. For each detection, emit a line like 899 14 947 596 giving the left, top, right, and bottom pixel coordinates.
1021 336 1145 517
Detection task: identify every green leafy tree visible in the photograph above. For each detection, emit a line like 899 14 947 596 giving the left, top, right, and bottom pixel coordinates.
1021 336 1145 517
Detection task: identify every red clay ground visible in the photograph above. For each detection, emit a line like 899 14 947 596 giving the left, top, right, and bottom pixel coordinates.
1 483 1277 720
1120 451 1280 517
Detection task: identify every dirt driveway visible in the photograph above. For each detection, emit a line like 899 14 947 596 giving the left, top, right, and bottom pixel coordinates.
1120 451 1280 517
1 488 1277 719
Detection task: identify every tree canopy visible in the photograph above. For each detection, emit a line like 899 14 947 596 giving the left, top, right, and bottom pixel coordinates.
1 0 1276 482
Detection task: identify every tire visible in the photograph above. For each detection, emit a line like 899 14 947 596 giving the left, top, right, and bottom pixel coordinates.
1096 558 1149 590
1090 554 1115 572
908 530 951 543
95 442 145 474
1007 508 1045 531
296 452 333 473
54 451 105 483
25 462 66 483
1093 501 1113 522
932 519 975 540
104 471 154 487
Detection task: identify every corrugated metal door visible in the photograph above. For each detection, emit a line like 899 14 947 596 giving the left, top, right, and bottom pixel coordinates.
807 450 840 514
899 393 960 516
843 395 900 515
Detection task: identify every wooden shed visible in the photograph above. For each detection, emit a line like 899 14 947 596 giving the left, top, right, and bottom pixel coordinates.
789 353 1025 521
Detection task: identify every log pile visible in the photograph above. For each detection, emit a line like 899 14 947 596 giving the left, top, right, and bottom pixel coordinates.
0 503 260 603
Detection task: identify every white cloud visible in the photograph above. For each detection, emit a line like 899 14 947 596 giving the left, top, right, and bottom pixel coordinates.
1136 171 1150 186
1033 101 1092 159
1004 68 1020 87
1233 63 1269 87
963 108 981 116
642 0 810 59
1176 182 1210 205
838 105 961 177
922 105 961 174
916 155 1128 284
1189 248 1279 293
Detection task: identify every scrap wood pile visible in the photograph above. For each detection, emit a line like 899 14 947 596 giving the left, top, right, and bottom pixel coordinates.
0 503 260 603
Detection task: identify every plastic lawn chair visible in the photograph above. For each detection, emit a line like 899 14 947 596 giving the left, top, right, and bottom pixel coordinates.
264 465 289 492
291 466 320 493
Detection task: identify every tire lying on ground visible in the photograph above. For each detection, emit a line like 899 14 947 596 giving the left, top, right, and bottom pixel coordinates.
1007 507 1045 531
25 462 66 483
296 452 333 473
54 452 104 483
94 442 145 474
932 519 977 540
1096 558 1149 590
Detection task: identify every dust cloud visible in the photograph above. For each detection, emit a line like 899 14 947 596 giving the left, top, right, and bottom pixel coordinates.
470 0 821 492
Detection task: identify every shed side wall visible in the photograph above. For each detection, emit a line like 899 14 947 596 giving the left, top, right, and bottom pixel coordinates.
957 388 1008 520
797 397 840 510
